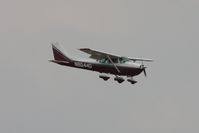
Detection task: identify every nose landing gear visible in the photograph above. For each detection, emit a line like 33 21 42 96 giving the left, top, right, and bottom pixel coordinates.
127 78 137 84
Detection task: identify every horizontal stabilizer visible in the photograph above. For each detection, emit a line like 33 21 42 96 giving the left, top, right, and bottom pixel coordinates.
49 60 70 64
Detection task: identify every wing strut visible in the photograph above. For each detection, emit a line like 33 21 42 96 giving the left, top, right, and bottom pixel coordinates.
107 56 121 73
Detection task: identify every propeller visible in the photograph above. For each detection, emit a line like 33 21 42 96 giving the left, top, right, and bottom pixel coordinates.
143 67 147 77
141 60 147 77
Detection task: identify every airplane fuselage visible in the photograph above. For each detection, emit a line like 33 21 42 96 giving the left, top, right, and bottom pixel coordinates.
54 59 143 76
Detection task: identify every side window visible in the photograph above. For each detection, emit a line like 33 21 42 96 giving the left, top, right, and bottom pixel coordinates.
105 59 111 64
112 58 118 63
99 58 110 64
119 58 123 63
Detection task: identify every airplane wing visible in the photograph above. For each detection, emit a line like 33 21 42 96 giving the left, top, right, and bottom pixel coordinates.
79 48 153 62
128 58 153 62
79 48 119 60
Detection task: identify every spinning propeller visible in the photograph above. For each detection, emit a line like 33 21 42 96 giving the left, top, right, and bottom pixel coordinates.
140 60 147 77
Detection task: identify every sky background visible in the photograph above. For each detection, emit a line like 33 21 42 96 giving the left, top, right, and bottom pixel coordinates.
0 0 199 133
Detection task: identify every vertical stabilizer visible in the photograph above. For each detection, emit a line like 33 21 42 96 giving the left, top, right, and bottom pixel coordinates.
51 43 72 62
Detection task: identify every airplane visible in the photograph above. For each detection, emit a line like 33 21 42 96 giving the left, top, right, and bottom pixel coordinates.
49 43 153 84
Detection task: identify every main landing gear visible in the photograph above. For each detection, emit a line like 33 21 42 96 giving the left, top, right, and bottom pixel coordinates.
99 74 110 81
99 74 137 84
114 76 125 83
99 74 125 83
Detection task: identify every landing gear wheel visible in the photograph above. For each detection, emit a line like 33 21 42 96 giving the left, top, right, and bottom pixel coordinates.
99 75 110 81
103 77 109 81
127 79 137 84
117 80 124 83
114 77 125 83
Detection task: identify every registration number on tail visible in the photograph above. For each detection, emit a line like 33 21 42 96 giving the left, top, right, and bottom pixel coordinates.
74 62 92 69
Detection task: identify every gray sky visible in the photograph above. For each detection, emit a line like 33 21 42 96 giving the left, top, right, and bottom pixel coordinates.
0 0 199 133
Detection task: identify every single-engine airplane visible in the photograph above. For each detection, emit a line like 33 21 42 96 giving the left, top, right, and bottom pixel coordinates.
49 43 153 84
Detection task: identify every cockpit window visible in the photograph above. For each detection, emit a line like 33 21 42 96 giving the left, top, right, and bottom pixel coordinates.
99 58 110 64
119 57 129 63
98 57 129 64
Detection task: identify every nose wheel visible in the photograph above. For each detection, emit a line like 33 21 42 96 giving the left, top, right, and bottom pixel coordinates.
127 77 137 84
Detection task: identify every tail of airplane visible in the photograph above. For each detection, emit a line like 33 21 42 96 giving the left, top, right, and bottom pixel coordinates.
51 43 73 63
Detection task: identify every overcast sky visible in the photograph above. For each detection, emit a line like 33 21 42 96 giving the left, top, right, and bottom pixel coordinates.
0 0 199 133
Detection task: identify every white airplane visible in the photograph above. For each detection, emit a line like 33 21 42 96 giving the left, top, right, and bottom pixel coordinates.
49 43 153 84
